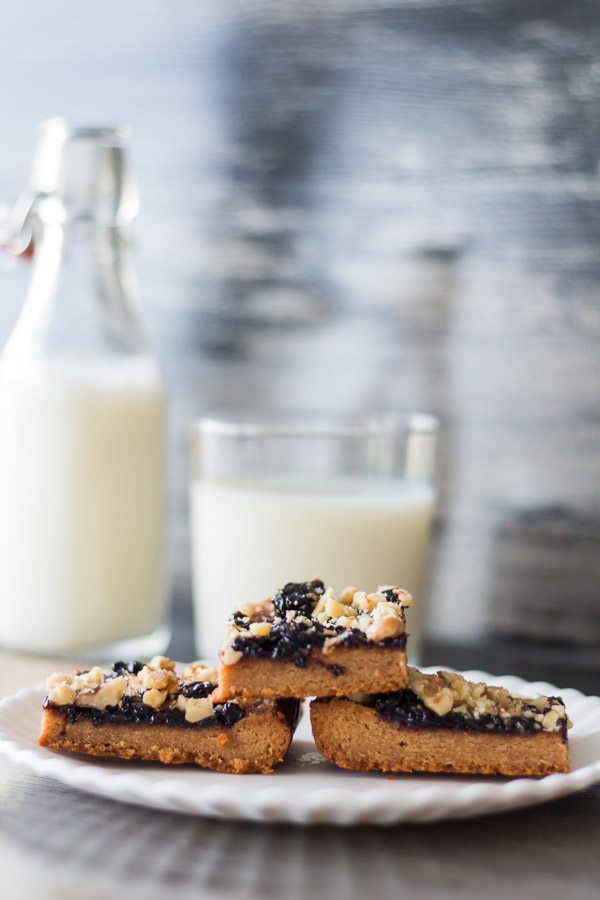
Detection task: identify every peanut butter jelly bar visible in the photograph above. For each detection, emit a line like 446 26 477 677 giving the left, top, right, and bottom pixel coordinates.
217 580 410 700
39 656 299 774
310 667 570 776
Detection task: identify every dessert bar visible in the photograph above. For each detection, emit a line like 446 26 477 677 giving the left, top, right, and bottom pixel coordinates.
217 580 411 700
310 667 570 776
39 656 299 774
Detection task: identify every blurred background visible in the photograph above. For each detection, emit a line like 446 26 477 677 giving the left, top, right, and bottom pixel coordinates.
1 0 598 688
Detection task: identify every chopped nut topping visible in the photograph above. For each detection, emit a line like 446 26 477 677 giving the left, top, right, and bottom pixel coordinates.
249 621 272 637
221 645 243 666
235 597 273 619
177 694 214 723
139 665 179 694
350 591 370 612
79 666 104 689
366 615 405 643
372 602 401 620
46 668 109 706
148 655 177 672
77 677 127 710
408 670 455 716
542 708 560 731
236 601 257 617
47 682 77 706
220 581 412 665
46 672 75 690
341 668 570 735
325 598 356 620
142 688 168 709
44 657 222 719
182 661 219 684
378 586 413 607
403 668 569 732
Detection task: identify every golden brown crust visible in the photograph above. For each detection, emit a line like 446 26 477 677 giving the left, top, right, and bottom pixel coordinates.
310 699 569 776
39 702 295 774
217 646 408 700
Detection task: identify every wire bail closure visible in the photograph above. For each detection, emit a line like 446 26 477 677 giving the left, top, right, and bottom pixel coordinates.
0 189 40 259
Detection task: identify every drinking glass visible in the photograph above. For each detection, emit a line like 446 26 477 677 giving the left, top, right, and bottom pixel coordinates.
190 412 437 662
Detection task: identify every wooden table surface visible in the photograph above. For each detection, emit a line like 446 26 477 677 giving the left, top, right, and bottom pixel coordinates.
0 1 599 897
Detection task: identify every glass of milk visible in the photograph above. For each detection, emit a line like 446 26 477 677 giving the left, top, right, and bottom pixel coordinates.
190 413 437 662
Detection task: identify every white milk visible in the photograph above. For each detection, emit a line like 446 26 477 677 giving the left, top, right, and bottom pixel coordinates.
0 356 166 654
191 477 435 660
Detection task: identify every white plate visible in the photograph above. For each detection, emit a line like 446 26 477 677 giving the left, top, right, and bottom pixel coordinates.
1 668 599 825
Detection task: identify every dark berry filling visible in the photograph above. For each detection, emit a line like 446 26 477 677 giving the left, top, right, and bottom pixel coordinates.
368 691 569 740
44 691 245 729
232 616 406 666
272 580 325 617
112 660 144 676
180 681 215 699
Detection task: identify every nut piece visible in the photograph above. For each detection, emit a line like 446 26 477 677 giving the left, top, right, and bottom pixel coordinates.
351 591 375 612
542 708 560 731
77 676 126 710
485 686 512 709
529 697 548 712
378 586 413 607
177 695 214 724
372 601 401 620
182 661 218 684
148 656 176 672
366 615 405 642
46 672 75 690
249 621 272 637
325 597 356 620
79 667 104 689
346 692 370 704
221 645 243 666
236 601 256 618
356 614 371 633
409 670 455 716
139 666 179 694
47 682 77 706
142 688 168 709
421 685 454 716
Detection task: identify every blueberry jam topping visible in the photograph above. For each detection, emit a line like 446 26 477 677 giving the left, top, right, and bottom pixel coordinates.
232 616 406 666
272 580 325 617
231 610 251 629
370 691 569 739
209 702 246 728
112 660 144 676
45 693 246 730
180 681 214 700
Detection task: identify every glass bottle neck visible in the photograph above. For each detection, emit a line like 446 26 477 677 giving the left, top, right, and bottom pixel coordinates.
13 216 149 357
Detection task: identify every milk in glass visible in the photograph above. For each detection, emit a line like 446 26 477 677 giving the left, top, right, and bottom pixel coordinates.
191 476 435 659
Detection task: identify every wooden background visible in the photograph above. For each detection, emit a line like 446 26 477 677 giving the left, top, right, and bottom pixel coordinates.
0 0 599 687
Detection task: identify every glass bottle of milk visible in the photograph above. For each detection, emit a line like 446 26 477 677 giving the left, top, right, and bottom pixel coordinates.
0 119 168 657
